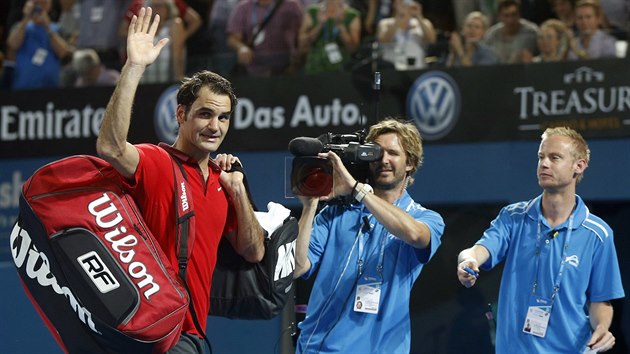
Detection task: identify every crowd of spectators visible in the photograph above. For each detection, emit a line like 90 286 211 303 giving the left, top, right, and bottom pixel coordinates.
0 0 628 90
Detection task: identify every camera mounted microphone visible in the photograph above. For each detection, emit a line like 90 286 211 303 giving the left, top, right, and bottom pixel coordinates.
288 137 325 157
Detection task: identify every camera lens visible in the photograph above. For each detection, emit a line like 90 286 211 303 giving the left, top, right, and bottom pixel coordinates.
291 157 333 196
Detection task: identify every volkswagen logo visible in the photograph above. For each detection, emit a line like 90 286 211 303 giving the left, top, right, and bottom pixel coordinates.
406 71 461 141
154 85 180 144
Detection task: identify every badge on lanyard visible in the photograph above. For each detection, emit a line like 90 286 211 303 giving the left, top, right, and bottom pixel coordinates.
253 28 265 46
523 296 552 338
325 42 342 64
354 276 381 314
90 6 104 22
32 48 48 66
524 213 575 339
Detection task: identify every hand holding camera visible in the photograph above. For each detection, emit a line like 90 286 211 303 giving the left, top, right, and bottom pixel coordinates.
23 0 49 26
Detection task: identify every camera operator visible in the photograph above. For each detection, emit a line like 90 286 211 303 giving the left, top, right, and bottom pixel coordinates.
293 118 444 353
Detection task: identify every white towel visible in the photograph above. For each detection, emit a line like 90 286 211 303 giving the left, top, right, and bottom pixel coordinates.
254 202 291 238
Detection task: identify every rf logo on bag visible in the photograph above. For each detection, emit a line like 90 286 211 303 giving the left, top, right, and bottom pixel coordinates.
77 251 120 293
406 71 461 141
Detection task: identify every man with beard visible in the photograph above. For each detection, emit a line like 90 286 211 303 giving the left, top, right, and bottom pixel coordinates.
293 118 444 353
483 0 539 64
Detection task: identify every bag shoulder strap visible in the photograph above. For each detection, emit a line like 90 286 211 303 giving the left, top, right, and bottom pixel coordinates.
169 155 195 280
164 149 213 353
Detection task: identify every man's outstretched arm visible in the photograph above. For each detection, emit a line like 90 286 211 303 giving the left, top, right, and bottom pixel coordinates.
97 7 169 178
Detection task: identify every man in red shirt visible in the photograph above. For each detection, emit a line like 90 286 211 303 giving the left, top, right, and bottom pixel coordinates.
97 7 265 353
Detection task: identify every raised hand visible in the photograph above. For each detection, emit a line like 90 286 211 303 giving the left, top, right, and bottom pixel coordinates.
127 7 169 67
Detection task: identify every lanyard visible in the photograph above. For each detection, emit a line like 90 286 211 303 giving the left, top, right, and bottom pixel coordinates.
322 20 340 42
395 28 410 46
532 213 575 301
355 197 402 279
251 1 274 30
356 215 386 280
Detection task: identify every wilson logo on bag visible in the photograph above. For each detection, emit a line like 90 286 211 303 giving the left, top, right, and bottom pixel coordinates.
10 155 188 354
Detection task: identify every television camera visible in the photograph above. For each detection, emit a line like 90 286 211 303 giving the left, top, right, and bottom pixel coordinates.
289 130 383 198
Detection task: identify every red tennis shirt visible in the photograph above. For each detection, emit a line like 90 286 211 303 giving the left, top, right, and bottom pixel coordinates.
124 143 236 336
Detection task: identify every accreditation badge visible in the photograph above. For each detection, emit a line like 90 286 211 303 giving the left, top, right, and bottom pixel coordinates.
325 42 343 64
90 6 104 22
354 276 381 314
253 26 265 47
523 296 552 338
31 48 48 66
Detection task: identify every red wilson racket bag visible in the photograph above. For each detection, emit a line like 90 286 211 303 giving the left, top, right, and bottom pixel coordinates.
9 155 189 354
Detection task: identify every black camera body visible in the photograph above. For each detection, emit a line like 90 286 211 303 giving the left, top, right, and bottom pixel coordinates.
290 130 383 198
318 131 382 164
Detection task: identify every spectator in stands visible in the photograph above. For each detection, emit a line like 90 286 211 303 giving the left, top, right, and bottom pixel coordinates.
298 0 361 75
122 0 201 40
226 0 303 77
138 0 186 83
451 0 497 32
377 0 436 70
180 1 212 75
365 0 431 35
551 0 576 32
57 0 79 45
56 0 80 86
484 0 539 64
446 11 498 67
122 0 201 76
76 0 129 70
599 0 629 40
522 19 568 62
71 48 119 86
567 0 617 60
7 0 72 90
206 0 240 76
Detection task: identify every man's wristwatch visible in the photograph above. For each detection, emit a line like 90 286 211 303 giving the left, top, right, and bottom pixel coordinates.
354 183 373 203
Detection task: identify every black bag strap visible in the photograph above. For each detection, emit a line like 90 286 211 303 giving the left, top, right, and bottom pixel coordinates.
167 153 213 354
168 155 195 280
248 0 285 47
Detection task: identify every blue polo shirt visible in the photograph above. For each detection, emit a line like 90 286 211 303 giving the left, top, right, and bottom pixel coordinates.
477 195 625 354
296 190 444 354
13 22 61 90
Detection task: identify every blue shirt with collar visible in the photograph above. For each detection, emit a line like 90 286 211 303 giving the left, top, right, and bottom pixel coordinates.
296 190 444 354
13 22 61 90
477 194 625 354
